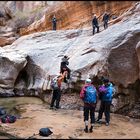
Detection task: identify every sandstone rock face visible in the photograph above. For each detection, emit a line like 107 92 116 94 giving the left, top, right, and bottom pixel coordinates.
0 37 10 47
0 47 27 96
0 1 136 48
1 2 140 118
20 1 136 35
0 1 46 14
0 27 18 47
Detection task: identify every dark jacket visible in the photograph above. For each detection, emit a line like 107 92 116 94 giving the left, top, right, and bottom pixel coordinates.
92 17 99 26
103 14 109 22
52 17 57 23
61 57 69 67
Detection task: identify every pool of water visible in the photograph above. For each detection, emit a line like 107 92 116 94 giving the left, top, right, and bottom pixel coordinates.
0 96 44 139
0 96 44 116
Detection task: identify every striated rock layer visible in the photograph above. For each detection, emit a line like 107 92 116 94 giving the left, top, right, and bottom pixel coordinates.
19 1 136 35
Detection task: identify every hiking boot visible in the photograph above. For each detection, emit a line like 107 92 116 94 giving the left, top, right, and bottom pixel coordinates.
96 119 102 124
55 106 60 109
89 126 93 133
105 122 109 126
84 127 88 133
49 107 53 110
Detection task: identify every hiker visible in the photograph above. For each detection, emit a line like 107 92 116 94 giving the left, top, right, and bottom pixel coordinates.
92 14 99 35
80 78 98 133
102 12 110 29
60 55 71 83
96 78 115 126
52 15 57 30
50 71 67 109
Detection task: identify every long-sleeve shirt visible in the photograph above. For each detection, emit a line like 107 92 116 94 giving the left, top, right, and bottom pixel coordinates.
98 83 114 101
92 17 99 26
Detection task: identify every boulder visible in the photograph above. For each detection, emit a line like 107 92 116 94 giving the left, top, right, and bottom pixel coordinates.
0 47 27 96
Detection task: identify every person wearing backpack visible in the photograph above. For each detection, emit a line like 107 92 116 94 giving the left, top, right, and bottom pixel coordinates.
80 78 98 133
50 71 67 109
96 78 114 126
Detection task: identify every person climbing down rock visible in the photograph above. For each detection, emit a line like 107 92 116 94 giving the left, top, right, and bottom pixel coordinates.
80 78 98 133
60 55 71 83
96 78 115 126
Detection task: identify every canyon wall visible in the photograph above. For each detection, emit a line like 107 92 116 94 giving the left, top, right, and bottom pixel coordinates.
0 1 140 118
19 1 136 35
1 2 140 118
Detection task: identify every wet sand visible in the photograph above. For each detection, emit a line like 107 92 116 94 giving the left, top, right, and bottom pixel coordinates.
1 103 140 139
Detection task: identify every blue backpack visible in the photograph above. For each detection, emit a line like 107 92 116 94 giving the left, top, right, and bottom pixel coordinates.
84 85 97 103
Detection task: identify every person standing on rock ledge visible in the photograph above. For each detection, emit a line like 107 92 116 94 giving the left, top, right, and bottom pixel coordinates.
80 78 98 133
52 15 57 30
96 78 115 126
92 14 99 35
102 12 110 29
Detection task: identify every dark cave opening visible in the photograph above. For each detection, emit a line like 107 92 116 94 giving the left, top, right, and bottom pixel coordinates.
14 68 29 88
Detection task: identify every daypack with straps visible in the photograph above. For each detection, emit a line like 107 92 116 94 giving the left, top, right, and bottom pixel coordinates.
50 77 59 90
28 127 53 138
39 128 53 137
0 115 16 123
84 85 97 104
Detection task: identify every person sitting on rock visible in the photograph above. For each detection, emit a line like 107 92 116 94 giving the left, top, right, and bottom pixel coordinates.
60 55 71 83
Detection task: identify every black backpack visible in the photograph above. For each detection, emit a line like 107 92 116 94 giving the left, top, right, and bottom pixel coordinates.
1 115 16 123
39 128 53 137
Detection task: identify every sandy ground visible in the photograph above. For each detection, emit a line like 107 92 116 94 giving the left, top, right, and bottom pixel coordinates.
1 103 140 139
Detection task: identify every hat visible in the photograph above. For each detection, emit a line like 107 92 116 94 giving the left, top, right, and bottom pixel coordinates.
86 78 92 83
103 78 109 83
94 14 97 17
64 55 68 59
